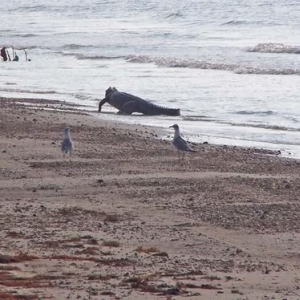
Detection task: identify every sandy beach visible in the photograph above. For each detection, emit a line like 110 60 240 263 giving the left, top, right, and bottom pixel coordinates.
1 97 300 300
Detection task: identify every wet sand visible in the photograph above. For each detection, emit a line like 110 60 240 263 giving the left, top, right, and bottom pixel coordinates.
1 97 300 299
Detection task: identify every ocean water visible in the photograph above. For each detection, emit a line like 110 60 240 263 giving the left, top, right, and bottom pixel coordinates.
1 0 300 157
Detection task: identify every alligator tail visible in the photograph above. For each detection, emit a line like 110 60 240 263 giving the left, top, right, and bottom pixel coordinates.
149 105 181 116
162 107 181 116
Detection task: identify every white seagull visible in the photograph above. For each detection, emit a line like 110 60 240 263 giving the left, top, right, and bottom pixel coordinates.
61 128 73 159
169 124 196 161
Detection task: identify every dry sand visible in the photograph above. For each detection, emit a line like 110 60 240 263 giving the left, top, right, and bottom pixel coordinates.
1 97 300 299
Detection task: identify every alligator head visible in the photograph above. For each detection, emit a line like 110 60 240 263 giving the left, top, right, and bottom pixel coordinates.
105 87 118 98
98 87 118 112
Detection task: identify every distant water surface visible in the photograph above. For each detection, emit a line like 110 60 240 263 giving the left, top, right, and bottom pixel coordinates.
1 0 300 157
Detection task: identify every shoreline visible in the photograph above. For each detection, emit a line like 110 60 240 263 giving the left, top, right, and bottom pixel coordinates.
0 95 287 160
1 97 300 299
2 92 299 159
2 87 299 160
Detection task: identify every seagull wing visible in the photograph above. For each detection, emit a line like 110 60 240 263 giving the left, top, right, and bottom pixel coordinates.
173 136 194 152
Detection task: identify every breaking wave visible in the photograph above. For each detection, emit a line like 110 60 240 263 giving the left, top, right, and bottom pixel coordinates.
222 20 248 25
183 116 213 122
228 122 300 132
166 11 183 19
8 34 38 38
236 110 274 116
6 45 38 50
126 55 300 75
247 43 300 54
10 5 86 13
74 94 99 102
59 52 125 60
12 5 48 12
77 55 125 60
0 88 57 94
234 67 300 75
183 116 300 132
60 44 95 50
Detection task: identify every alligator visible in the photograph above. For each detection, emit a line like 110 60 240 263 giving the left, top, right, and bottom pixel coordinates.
98 87 180 116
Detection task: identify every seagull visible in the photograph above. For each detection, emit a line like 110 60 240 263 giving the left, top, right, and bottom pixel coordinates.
61 128 73 159
169 124 196 161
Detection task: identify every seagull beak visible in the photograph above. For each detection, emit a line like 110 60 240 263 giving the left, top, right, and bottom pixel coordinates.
169 125 174 128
